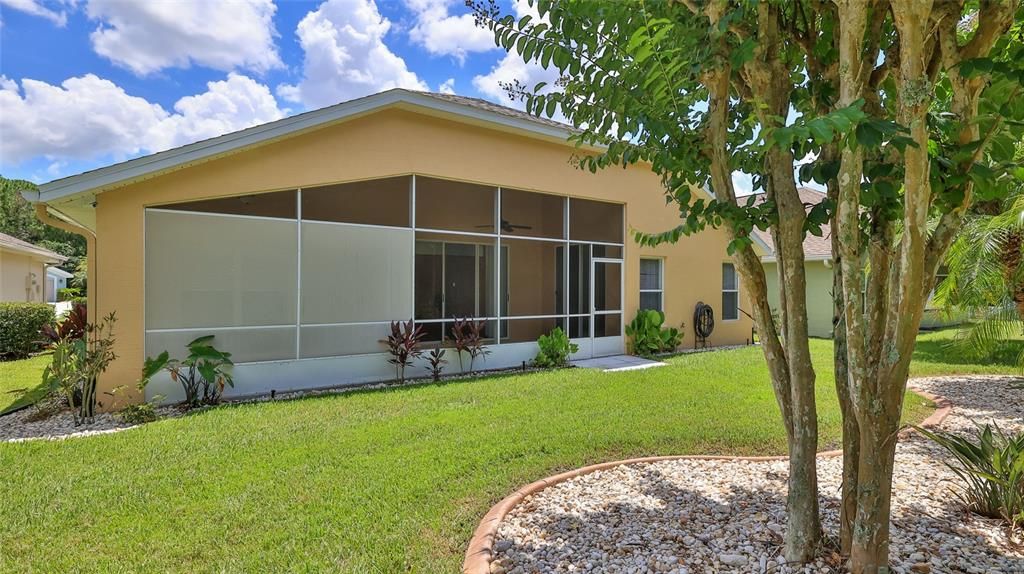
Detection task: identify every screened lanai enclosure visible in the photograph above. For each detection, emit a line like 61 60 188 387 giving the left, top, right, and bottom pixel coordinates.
143 175 625 398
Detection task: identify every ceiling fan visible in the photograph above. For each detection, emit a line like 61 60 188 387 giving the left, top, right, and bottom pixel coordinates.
477 218 534 233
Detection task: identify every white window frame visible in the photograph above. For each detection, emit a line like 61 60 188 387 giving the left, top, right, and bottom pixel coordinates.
722 262 739 321
639 257 664 312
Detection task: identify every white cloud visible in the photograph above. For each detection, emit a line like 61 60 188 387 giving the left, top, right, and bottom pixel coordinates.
0 73 285 167
471 0 558 109
0 0 70 26
437 78 456 94
472 52 559 108
0 74 167 165
405 0 495 63
149 73 286 151
85 0 281 75
277 0 427 109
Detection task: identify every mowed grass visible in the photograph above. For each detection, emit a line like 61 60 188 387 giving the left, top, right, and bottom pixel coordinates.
0 329 1013 573
0 353 50 414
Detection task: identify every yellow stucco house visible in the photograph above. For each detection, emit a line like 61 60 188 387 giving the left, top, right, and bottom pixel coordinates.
22 89 754 406
0 232 66 303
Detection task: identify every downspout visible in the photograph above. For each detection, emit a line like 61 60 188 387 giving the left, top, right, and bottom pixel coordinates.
32 203 98 324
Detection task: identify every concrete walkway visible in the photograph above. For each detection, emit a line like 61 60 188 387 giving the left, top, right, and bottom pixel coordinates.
571 355 666 372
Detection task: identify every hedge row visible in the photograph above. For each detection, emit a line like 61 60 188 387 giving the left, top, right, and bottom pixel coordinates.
0 302 54 359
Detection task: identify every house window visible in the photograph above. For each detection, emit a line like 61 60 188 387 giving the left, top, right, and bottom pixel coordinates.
722 262 739 320
639 258 663 312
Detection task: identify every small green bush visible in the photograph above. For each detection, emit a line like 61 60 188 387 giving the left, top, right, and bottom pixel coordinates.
625 309 683 357
117 401 161 425
56 287 81 302
918 423 1024 533
0 302 54 359
534 327 579 368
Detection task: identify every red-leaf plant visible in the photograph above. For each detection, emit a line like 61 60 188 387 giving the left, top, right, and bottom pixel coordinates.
40 302 87 343
450 317 491 374
425 347 447 382
384 320 425 383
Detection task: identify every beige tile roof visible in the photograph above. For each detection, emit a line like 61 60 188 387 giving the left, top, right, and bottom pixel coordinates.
0 231 66 261
417 91 579 133
36 89 585 203
748 187 832 259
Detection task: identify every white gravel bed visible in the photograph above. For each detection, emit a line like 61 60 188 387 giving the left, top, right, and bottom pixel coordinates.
491 375 1024 574
0 405 184 442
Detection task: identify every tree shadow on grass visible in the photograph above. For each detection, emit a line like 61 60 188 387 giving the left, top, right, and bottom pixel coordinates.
0 379 50 416
493 459 1022 573
912 332 1024 370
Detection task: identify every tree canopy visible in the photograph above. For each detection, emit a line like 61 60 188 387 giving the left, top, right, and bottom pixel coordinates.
0 175 86 275
471 1 1023 572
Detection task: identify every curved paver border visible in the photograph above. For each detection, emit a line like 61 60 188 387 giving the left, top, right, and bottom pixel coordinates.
462 383 953 574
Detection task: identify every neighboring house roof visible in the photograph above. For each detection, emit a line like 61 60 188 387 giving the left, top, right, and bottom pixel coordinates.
22 89 584 207
748 187 833 262
0 232 67 263
46 267 74 279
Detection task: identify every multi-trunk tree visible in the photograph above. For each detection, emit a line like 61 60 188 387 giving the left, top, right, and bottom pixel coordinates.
471 1 1023 572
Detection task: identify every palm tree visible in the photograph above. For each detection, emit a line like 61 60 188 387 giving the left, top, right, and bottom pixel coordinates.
934 143 1024 365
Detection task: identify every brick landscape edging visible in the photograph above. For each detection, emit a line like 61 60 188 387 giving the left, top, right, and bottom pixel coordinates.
462 383 953 574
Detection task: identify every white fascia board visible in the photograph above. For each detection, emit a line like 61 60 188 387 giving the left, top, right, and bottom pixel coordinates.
26 90 580 205
0 242 66 263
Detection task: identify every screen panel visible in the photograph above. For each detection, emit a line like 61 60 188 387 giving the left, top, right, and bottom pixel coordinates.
502 238 564 317
569 198 623 243
415 177 496 233
500 317 565 343
302 176 410 227
499 188 564 239
145 210 297 330
301 222 413 324
157 189 297 219
146 327 296 364
300 323 392 358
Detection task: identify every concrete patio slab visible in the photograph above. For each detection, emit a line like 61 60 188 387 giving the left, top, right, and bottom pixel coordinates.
571 355 666 372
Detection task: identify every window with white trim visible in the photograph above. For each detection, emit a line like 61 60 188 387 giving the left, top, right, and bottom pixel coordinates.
722 262 739 320
639 258 663 312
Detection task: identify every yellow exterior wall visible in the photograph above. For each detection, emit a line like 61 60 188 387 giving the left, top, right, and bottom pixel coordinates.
0 249 47 302
763 260 835 338
93 108 753 405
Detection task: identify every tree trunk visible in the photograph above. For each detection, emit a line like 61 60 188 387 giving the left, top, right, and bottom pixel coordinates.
701 55 819 563
849 413 900 574
768 148 821 563
831 208 859 554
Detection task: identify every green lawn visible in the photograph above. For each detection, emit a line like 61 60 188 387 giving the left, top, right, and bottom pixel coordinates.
0 354 50 415
0 329 1015 573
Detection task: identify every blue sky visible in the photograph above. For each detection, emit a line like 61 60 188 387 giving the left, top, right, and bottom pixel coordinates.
0 0 561 183
0 0 769 194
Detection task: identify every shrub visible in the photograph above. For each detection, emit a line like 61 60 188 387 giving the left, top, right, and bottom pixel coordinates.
57 287 81 302
451 317 490 373
625 309 683 357
140 335 234 408
40 302 87 343
383 320 425 383
0 302 54 359
425 347 447 381
42 312 118 425
534 327 579 368
918 423 1024 533
117 401 161 425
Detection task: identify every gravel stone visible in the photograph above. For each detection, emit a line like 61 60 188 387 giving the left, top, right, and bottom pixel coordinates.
0 405 183 442
491 376 1024 573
